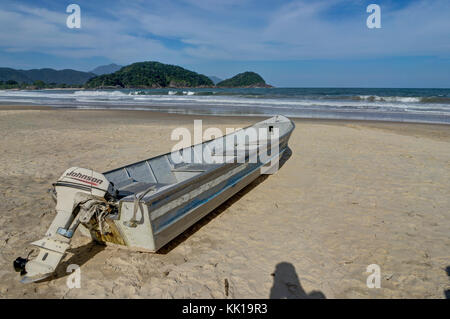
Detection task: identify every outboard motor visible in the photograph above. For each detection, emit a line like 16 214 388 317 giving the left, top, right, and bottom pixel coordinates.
14 167 116 283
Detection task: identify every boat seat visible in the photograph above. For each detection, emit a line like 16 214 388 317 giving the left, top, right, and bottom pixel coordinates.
171 164 206 172
171 163 222 172
117 181 168 198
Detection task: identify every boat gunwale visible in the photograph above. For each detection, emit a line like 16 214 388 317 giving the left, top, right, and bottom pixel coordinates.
103 115 293 175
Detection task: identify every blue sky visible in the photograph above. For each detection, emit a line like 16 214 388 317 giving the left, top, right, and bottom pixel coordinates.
0 0 449 87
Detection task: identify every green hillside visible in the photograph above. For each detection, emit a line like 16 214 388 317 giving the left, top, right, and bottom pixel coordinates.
0 67 95 85
0 68 30 83
216 72 269 87
85 61 214 88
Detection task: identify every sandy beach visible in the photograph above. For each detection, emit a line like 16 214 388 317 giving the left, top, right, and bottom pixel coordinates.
0 106 449 298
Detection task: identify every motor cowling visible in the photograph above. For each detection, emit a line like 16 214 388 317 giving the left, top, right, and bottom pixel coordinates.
47 167 112 237
15 167 115 283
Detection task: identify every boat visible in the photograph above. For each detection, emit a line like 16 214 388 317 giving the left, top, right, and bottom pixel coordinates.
14 115 295 283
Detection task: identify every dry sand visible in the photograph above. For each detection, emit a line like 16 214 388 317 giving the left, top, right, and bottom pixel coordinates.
0 106 449 298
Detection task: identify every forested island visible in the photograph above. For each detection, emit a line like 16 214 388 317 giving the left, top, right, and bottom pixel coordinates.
216 72 272 88
85 62 214 88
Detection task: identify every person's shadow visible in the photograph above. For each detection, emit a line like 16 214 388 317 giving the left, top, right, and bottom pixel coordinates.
445 266 450 299
269 262 326 299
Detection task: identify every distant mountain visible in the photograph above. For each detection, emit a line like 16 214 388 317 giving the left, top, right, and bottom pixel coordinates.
90 63 122 75
85 61 214 88
216 71 272 88
0 68 30 83
208 76 222 85
0 67 96 85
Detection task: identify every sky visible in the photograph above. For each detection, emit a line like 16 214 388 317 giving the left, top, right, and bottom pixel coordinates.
0 0 449 87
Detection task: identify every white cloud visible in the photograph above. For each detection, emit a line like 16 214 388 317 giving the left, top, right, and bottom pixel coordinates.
0 0 449 66
261 0 450 59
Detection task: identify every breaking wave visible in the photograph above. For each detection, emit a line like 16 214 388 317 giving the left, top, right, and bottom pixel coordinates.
0 87 449 124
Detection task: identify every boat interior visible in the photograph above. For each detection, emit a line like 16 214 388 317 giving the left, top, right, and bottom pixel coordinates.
103 115 293 200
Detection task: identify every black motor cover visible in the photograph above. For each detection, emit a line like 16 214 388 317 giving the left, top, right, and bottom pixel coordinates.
13 257 28 275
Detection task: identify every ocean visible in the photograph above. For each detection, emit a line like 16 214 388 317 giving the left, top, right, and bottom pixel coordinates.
1 87 449 124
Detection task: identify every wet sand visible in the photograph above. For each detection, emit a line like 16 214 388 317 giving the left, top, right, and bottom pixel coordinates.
0 106 449 298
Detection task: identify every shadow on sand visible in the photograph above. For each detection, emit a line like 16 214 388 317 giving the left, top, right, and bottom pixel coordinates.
445 266 450 299
270 262 326 299
38 241 106 283
158 147 292 254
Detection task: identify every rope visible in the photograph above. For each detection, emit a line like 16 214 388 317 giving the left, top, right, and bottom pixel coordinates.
124 185 156 227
